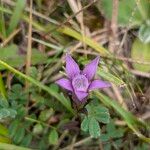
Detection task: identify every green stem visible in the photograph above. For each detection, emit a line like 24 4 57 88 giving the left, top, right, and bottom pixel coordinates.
0 73 7 99
0 143 33 150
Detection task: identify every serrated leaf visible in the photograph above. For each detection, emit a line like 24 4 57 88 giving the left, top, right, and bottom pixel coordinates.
48 129 58 145
81 116 90 132
131 38 150 72
86 103 110 124
95 106 110 124
14 127 25 144
0 108 10 119
138 23 150 43
89 117 101 138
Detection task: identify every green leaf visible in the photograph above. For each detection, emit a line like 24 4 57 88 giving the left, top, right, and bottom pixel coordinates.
9 120 19 138
106 121 124 138
98 0 143 26
14 127 25 144
0 124 8 137
0 108 17 119
94 91 150 142
0 143 32 150
0 60 75 114
0 1 6 38
86 103 110 124
0 135 11 143
131 38 150 72
0 73 7 99
39 109 54 121
81 116 90 132
33 124 43 135
138 23 150 43
48 129 58 145
0 45 47 70
21 134 32 147
0 97 9 108
94 106 110 124
89 117 101 138
7 0 26 35
0 108 10 119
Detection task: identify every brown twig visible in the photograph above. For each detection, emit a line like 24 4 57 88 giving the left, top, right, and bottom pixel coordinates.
60 137 92 150
130 69 150 78
0 28 21 47
74 49 150 65
43 0 98 37
107 0 128 110
108 0 119 53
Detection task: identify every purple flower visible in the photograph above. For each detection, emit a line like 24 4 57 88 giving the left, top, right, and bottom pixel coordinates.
56 54 111 102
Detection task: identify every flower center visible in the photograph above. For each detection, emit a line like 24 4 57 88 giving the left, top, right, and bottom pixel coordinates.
72 75 89 92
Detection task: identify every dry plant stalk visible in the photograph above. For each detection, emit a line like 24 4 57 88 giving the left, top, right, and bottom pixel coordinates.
25 0 33 88
108 0 128 110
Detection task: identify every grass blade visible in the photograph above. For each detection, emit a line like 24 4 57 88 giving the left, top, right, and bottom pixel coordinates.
0 1 6 38
7 0 26 35
58 27 109 56
0 142 32 150
0 73 7 99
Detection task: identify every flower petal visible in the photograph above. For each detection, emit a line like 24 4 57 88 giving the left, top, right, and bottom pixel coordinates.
83 56 100 80
88 80 111 91
75 91 88 101
66 54 80 79
55 78 73 91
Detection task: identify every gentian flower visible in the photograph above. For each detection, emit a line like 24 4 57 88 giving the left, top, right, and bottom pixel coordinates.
56 54 111 102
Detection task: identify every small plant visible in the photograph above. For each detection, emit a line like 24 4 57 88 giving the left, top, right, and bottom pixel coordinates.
56 54 111 138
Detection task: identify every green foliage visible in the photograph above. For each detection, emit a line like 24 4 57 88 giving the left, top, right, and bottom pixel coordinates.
0 1 6 38
89 116 101 138
98 0 150 43
97 68 124 86
131 38 150 72
138 22 150 43
48 129 59 145
7 0 26 35
98 0 142 26
33 124 43 135
95 92 150 142
0 0 149 149
0 96 17 120
0 124 11 143
81 100 110 138
0 44 47 70
39 109 54 121
100 121 125 142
